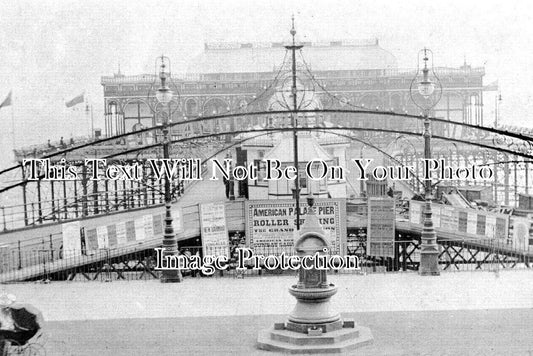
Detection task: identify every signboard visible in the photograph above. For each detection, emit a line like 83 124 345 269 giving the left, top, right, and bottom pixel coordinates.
107 224 118 247
143 214 154 240
458 211 468 233
245 199 346 255
134 218 146 241
409 200 510 244
96 225 109 248
495 217 507 240
409 201 423 225
85 228 98 251
199 202 229 257
68 208 180 256
172 208 183 233
62 221 82 258
367 198 395 257
116 221 127 246
126 220 136 242
153 214 163 236
511 217 530 251
432 204 441 228
486 215 496 238
440 206 456 231
466 212 477 235
476 215 486 236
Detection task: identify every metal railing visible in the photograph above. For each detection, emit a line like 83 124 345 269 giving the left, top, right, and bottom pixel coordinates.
0 185 174 231
2 140 225 232
1 236 530 283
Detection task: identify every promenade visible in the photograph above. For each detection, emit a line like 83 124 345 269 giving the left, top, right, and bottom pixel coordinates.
3 270 533 355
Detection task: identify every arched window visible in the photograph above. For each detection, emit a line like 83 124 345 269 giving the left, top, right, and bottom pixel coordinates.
185 99 198 116
106 101 122 136
123 100 152 133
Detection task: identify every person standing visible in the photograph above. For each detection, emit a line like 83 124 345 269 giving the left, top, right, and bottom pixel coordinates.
223 175 230 199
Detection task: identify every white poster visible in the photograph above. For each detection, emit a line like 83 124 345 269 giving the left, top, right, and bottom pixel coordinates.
486 215 496 239
62 221 82 258
143 214 154 239
245 199 346 255
409 201 422 225
467 212 478 235
172 208 183 233
199 202 229 257
116 221 127 246
512 217 530 251
440 206 456 232
367 198 395 258
96 225 109 249
432 204 441 228
135 218 146 241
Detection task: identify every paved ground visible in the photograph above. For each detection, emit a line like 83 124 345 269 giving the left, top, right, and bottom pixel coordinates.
2 270 533 355
43 310 533 356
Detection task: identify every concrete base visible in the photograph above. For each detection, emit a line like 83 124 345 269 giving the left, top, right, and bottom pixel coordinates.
257 320 373 354
286 319 343 334
419 251 440 276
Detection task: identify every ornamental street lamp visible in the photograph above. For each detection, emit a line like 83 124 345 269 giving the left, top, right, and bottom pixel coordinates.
285 16 303 230
409 48 442 276
156 55 182 283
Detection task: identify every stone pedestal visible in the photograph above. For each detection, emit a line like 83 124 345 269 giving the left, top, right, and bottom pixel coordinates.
257 197 373 353
257 320 373 354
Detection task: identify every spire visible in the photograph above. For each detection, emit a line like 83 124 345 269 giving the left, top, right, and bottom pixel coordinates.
114 61 123 78
461 54 471 70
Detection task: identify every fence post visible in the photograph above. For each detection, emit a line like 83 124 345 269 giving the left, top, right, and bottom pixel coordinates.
50 234 54 261
42 249 47 281
104 248 111 282
1 206 6 231
18 240 22 270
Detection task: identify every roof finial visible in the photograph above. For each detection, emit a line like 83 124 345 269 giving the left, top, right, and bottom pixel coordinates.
422 48 429 70
290 14 296 37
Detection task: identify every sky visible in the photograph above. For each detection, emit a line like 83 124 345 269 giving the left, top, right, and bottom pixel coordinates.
0 0 532 167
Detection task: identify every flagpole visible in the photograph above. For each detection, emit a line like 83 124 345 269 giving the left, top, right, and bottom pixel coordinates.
91 104 94 139
84 91 91 138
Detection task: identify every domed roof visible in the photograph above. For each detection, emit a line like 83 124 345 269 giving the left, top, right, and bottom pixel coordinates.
188 39 397 74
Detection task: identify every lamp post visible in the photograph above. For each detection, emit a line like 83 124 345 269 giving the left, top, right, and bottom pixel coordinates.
285 16 303 230
409 48 442 276
227 153 235 201
156 55 182 283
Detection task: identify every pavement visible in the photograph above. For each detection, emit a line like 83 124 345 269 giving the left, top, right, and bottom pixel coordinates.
2 270 533 355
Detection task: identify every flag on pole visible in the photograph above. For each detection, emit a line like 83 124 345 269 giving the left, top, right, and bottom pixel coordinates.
0 91 12 109
65 93 84 108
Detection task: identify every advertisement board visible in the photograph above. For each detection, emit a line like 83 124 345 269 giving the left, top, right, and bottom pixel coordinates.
116 221 128 246
172 208 183 233
367 198 395 257
409 200 423 225
245 199 346 255
409 200 510 244
96 225 109 249
199 202 229 257
511 217 530 251
62 221 82 258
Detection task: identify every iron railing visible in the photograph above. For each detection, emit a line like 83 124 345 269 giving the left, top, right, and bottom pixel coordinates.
1 237 530 283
